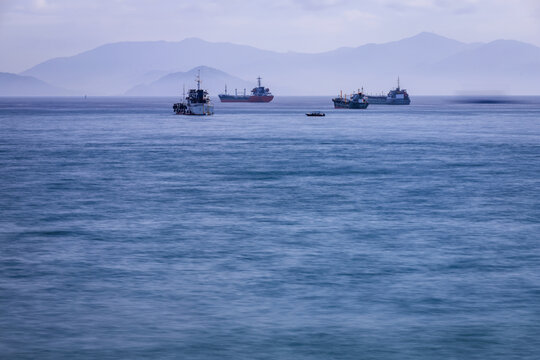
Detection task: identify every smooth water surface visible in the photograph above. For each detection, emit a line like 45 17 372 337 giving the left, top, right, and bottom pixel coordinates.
1 96 539 359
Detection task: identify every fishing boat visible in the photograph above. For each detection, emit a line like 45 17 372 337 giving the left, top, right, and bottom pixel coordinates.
173 71 214 115
306 111 325 116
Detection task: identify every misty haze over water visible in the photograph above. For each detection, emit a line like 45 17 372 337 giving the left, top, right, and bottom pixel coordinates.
2 32 540 96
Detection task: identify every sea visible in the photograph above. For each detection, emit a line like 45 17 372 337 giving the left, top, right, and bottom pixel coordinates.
1 96 539 359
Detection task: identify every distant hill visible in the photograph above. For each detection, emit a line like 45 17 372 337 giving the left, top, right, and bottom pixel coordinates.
0 72 72 96
19 33 540 95
424 40 540 91
125 66 253 96
21 38 279 95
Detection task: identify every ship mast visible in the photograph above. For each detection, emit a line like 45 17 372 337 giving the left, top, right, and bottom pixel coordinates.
257 76 261 87
196 69 201 91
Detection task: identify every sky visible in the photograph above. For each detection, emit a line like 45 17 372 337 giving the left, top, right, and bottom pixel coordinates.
1 0 539 73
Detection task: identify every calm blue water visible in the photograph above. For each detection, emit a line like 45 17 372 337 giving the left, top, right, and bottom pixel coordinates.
1 96 539 359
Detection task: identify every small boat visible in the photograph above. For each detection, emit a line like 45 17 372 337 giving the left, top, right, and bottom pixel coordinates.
306 111 325 117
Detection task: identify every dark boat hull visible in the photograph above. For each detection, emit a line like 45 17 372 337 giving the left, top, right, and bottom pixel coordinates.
218 95 274 103
332 99 369 109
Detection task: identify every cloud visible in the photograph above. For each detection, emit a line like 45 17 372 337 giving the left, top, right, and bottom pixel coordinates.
34 0 47 9
295 0 350 10
384 0 478 13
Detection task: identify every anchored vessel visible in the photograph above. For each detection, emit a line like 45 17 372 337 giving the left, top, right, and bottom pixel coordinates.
218 77 274 103
332 90 369 109
366 78 411 105
173 71 214 115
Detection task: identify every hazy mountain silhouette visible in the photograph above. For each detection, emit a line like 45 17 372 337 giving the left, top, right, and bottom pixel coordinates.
425 40 540 91
0 72 72 96
125 66 254 96
21 38 279 95
16 33 540 95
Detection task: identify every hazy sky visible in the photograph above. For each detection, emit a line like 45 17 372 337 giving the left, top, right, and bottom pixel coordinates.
1 0 539 73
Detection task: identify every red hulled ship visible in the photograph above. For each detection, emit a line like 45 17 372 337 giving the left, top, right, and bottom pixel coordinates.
218 77 274 103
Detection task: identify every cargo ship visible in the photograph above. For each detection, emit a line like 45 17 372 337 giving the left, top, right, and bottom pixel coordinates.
366 78 411 105
173 71 214 115
332 90 369 109
218 77 274 103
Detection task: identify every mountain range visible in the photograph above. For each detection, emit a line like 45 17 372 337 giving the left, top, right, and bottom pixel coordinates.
0 72 72 96
2 32 539 96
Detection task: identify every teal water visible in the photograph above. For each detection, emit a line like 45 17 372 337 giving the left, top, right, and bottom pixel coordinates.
1 97 539 359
